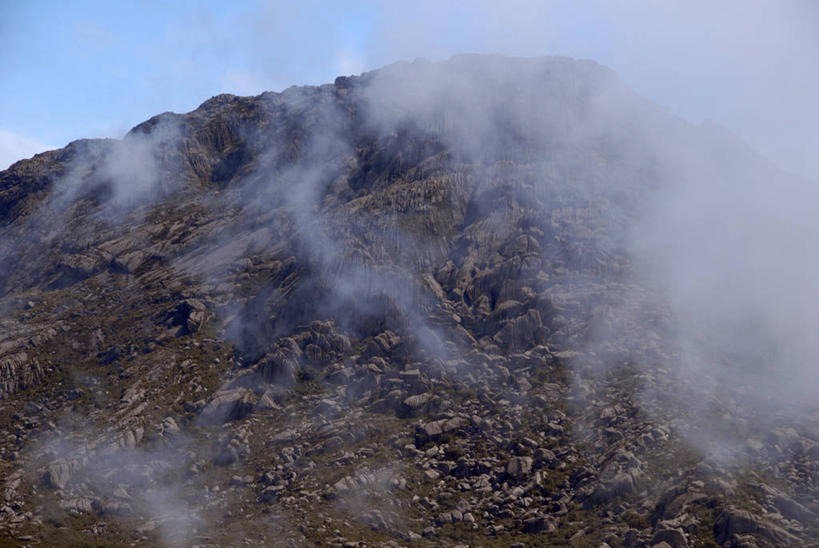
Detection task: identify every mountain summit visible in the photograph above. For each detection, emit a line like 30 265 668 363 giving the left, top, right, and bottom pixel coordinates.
0 55 816 546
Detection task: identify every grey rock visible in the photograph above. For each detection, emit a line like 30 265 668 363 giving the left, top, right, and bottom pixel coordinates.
199 388 257 425
772 492 815 522
714 507 800 546
315 398 341 417
401 393 432 417
523 515 556 533
417 417 467 442
59 497 95 515
506 456 533 478
651 526 687 548
44 460 74 490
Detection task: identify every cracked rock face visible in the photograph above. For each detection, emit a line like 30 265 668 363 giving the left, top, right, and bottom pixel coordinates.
0 55 817 547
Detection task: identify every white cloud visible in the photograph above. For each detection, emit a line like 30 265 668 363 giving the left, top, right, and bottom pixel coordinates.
0 129 54 170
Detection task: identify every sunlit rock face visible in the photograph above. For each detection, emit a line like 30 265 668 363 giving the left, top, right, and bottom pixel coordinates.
0 55 816 547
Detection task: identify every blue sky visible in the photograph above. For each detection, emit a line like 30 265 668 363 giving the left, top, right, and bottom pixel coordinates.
2 1 818 181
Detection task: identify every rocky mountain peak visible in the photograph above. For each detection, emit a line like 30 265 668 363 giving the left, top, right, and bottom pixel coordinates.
0 55 816 546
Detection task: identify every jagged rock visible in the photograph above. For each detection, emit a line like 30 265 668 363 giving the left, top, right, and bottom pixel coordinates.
59 497 95 515
256 345 301 385
714 507 800 546
159 416 180 435
44 460 75 490
416 417 467 443
493 310 543 351
315 398 341 417
588 472 635 505
0 351 44 398
656 488 708 520
771 492 815 522
256 390 281 410
651 526 687 548
167 299 207 334
534 448 557 467
401 393 432 417
200 388 257 424
506 456 533 478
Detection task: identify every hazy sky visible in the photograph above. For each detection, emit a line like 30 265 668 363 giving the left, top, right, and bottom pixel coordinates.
2 1 817 180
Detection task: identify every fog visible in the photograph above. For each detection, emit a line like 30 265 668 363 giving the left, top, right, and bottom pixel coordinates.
369 1 819 184
4 2 819 183
2 3 819 544
357 56 819 430
164 51 819 458
26 411 203 546
632 122 819 409
0 116 186 295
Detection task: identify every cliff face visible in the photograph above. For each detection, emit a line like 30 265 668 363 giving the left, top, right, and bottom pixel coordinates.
0 55 816 547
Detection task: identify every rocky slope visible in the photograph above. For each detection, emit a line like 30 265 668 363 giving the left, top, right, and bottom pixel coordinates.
0 55 816 547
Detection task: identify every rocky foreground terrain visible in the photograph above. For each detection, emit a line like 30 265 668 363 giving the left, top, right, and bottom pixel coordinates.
0 55 817 546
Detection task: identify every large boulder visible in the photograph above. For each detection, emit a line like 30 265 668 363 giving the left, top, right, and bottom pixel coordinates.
506 456 533 479
199 388 257 425
44 460 76 490
416 416 467 444
493 309 543 351
714 507 800 546
164 298 207 334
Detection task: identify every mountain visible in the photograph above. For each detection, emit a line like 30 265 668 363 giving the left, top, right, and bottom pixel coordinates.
0 55 816 546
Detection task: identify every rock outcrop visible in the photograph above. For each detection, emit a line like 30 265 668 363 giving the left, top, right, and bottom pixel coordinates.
0 55 816 547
